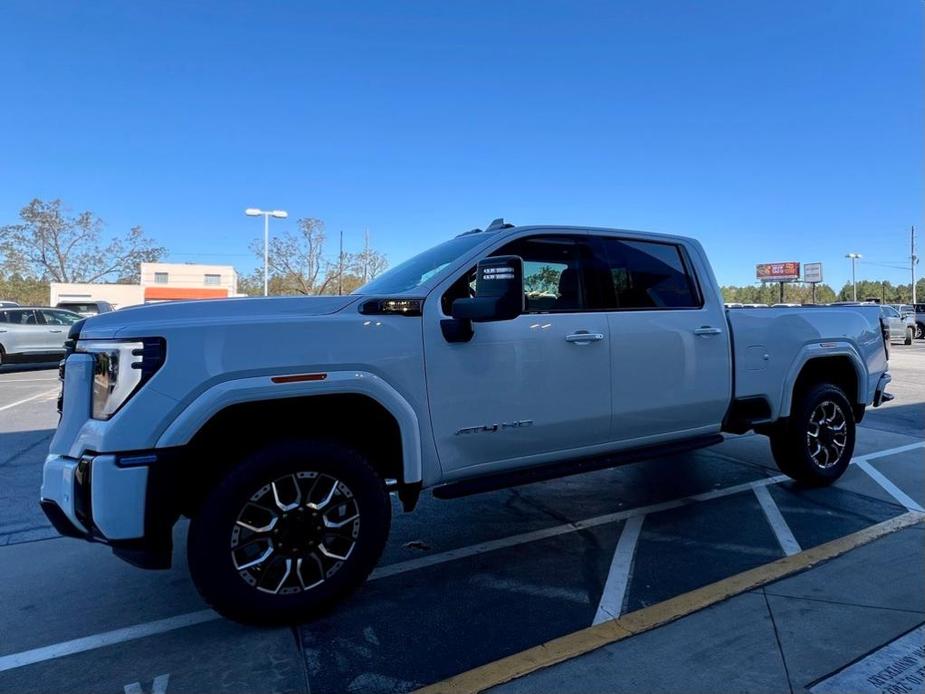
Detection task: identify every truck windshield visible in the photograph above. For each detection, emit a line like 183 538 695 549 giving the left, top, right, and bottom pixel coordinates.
355 234 490 294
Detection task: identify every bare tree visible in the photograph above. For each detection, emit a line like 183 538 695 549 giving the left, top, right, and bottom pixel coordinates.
351 237 389 286
0 198 165 283
251 217 389 295
249 217 329 295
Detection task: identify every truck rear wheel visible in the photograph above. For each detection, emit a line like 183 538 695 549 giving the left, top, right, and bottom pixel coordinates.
769 384 855 486
187 440 391 625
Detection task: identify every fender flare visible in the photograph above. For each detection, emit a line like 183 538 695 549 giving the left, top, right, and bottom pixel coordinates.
778 343 867 418
156 370 423 484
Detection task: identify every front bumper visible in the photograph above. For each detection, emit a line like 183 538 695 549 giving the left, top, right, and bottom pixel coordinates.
40 451 178 569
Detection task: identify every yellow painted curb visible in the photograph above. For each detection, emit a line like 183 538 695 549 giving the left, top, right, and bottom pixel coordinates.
415 511 925 694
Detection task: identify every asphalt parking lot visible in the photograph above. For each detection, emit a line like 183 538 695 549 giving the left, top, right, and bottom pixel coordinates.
0 345 923 694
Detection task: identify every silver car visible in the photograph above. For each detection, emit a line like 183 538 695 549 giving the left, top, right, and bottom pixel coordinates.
0 307 82 366
880 304 913 345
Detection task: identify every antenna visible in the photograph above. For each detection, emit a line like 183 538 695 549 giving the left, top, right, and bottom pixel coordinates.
486 218 514 231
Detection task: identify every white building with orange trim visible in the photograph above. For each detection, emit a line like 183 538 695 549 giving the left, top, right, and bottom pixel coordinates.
50 262 242 310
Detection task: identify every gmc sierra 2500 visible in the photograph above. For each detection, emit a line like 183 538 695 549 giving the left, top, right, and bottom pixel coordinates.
41 220 893 623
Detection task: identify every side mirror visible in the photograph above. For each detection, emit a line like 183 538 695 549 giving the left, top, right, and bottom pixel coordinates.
451 255 524 322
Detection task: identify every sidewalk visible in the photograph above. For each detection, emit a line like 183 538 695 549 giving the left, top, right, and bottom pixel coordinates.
489 525 925 694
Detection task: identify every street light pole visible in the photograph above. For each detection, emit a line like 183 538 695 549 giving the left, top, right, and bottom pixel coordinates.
845 253 862 301
245 208 289 296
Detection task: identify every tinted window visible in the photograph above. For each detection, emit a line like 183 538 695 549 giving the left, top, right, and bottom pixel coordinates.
440 235 598 314
5 309 37 325
58 303 96 314
495 237 586 313
595 238 700 309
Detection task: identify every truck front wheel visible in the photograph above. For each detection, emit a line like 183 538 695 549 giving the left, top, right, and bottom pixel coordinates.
187 440 391 625
769 384 856 486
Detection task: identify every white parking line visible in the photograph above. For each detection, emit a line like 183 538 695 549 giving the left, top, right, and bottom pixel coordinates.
0 611 215 673
0 440 920 673
0 389 58 413
593 514 644 624
753 485 802 556
855 459 925 512
0 378 59 383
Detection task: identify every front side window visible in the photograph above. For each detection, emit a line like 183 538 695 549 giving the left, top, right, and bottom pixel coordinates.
497 236 585 313
595 238 701 310
40 310 80 326
154 272 168 284
441 235 595 314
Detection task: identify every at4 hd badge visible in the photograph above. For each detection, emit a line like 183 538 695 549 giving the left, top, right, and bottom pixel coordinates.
455 419 534 436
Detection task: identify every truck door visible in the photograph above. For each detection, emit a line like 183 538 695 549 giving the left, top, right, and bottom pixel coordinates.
591 235 732 443
423 233 612 476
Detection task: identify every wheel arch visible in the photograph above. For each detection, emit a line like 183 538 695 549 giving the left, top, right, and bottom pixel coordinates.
781 351 865 420
157 372 423 510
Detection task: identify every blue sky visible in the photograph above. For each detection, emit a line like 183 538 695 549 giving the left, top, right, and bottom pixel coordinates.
1 1 921 289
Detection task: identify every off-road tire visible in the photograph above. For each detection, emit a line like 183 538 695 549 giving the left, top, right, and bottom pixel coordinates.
188 439 391 625
768 384 856 486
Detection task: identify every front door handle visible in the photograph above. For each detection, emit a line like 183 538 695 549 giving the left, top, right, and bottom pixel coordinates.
565 331 605 344
48 329 64 333
693 326 723 336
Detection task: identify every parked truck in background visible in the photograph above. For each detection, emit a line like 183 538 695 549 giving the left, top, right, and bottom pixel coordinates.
41 221 893 624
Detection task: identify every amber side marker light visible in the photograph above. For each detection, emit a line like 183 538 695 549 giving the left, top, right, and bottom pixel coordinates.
271 373 328 384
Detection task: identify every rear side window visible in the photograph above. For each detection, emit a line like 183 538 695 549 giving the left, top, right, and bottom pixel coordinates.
594 238 701 310
5 309 37 324
59 303 95 314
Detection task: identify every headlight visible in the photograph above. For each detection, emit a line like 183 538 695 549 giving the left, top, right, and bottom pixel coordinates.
76 338 165 420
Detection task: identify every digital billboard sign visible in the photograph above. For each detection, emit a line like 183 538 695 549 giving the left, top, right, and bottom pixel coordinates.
756 262 800 282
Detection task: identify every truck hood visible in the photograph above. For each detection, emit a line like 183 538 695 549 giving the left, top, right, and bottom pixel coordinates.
78 295 363 339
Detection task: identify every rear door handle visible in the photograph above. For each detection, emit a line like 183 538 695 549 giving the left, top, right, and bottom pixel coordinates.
49 329 64 333
565 331 605 344
693 326 723 336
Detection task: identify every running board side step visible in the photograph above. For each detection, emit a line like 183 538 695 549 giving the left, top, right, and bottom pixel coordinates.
432 434 724 500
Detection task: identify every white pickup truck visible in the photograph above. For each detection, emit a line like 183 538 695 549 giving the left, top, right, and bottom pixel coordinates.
41 221 893 624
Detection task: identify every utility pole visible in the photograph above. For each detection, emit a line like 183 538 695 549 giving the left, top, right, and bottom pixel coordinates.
912 226 918 305
338 230 344 296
